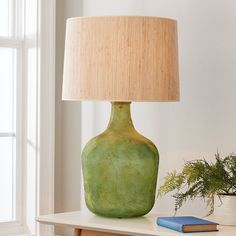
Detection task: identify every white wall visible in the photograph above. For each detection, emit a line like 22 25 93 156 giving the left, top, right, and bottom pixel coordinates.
81 0 236 216
55 0 82 235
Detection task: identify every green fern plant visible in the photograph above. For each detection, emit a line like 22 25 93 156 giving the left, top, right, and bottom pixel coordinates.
158 153 236 215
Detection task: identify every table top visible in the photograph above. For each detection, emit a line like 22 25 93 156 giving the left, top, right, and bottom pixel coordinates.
36 210 236 236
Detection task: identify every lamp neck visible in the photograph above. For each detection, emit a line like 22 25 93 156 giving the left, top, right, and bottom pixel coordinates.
107 102 134 131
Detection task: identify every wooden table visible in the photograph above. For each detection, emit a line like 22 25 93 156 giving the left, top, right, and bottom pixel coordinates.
36 210 236 236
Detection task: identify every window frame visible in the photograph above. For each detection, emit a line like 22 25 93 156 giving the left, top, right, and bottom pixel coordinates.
0 0 55 235
0 0 24 229
36 0 55 235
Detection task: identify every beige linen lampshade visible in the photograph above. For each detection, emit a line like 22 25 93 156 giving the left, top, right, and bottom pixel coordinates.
62 16 179 101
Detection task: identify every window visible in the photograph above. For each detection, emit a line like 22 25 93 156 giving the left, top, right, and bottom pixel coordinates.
0 0 55 235
0 0 22 224
0 0 13 37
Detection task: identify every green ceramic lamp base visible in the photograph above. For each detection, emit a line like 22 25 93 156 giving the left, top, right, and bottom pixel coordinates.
82 102 159 218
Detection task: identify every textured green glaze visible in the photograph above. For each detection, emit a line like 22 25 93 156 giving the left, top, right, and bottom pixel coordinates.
82 102 159 218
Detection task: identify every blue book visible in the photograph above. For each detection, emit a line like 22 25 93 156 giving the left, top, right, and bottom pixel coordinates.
157 216 218 233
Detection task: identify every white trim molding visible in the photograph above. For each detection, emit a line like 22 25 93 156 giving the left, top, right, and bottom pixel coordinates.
36 0 55 235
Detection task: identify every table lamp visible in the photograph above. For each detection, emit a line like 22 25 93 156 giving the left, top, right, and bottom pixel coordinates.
62 16 179 218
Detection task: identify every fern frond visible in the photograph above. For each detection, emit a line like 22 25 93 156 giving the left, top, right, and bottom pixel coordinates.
157 170 185 197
